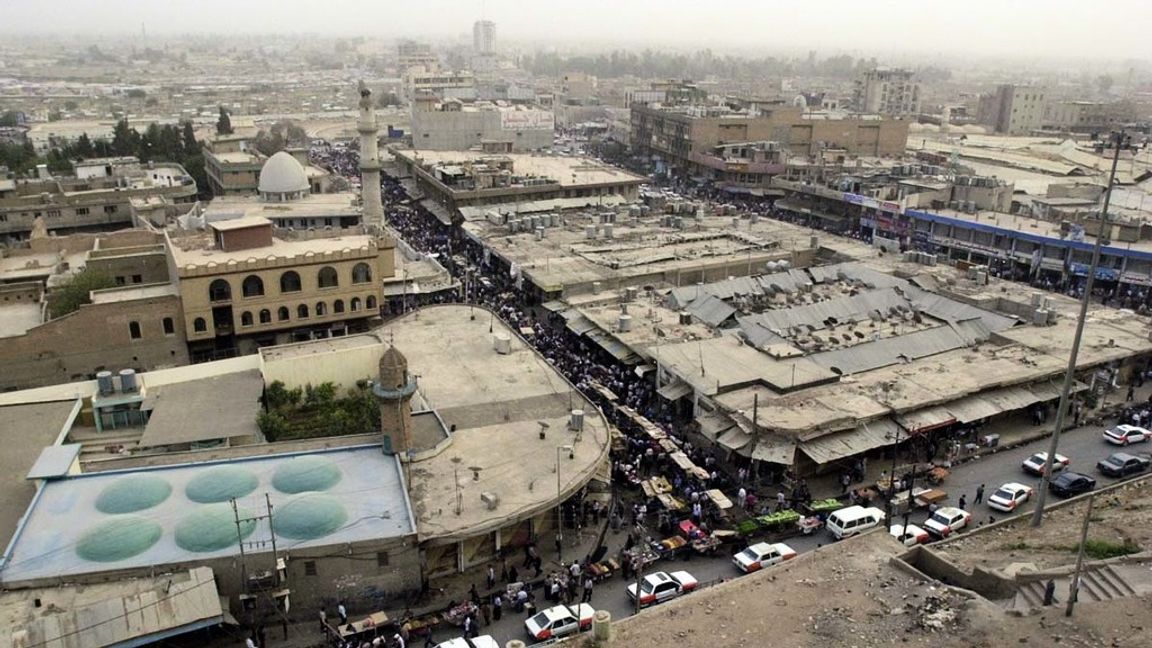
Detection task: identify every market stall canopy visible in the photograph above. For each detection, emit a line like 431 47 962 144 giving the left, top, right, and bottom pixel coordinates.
749 434 797 465
657 380 693 401
799 418 899 465
896 405 956 434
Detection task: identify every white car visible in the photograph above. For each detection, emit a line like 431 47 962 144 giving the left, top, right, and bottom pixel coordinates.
986 482 1034 512
1022 452 1070 476
626 570 698 607
524 604 595 642
923 506 972 538
732 542 797 573
889 523 930 546
435 637 499 648
1103 424 1150 446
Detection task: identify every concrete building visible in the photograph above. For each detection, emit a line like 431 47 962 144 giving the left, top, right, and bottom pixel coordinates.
168 216 396 359
0 157 197 242
853 68 921 116
1043 100 1145 133
0 303 611 618
561 72 598 103
631 101 910 178
472 20 496 54
397 39 438 74
390 149 645 225
410 98 555 152
404 66 476 101
977 84 1047 135
202 133 264 195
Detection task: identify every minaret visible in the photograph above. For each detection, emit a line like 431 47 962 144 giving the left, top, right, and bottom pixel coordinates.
357 81 385 226
373 343 416 458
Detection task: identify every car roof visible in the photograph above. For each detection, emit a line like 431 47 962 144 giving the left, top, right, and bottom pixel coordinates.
933 506 966 516
747 541 775 552
1107 452 1138 461
999 482 1030 491
542 606 575 620
1054 471 1090 481
645 572 673 584
1112 424 1142 432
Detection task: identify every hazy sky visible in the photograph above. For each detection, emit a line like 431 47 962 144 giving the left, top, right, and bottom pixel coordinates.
2 0 1149 61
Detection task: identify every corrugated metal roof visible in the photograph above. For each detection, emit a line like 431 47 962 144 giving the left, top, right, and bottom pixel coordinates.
657 380 693 401
717 425 754 451
696 412 735 441
905 286 1018 332
807 324 976 375
740 287 909 335
946 396 1001 423
750 435 797 465
565 314 598 335
800 418 899 464
736 317 788 348
686 293 737 327
896 406 956 433
809 262 907 289
587 330 639 363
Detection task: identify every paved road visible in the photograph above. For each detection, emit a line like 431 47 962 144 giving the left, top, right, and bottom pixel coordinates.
422 419 1146 647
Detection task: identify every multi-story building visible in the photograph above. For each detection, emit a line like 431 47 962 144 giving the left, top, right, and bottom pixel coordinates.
169 216 396 359
853 68 921 116
472 20 496 54
404 66 476 101
1043 100 1144 133
561 72 598 102
397 39 439 74
202 134 264 195
977 84 1047 135
0 157 197 242
630 101 909 177
410 97 554 152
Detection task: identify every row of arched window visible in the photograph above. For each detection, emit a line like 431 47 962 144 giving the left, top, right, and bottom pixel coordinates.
209 263 374 302
191 295 378 333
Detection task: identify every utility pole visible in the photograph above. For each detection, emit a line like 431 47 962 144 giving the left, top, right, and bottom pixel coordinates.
1065 493 1096 617
1032 131 1129 528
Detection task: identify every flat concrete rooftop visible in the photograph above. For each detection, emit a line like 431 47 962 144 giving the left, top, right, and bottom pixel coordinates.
0 302 42 338
202 192 361 221
396 149 646 188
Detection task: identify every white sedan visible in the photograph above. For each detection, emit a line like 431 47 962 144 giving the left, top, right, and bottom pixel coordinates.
732 542 797 573
626 570 698 607
1103 424 1150 446
435 637 499 648
923 506 972 538
889 523 930 546
524 604 595 642
1021 452 1070 476
986 482 1034 513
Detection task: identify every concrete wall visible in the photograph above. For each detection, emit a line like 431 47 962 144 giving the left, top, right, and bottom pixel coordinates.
262 335 382 391
410 108 553 151
0 294 188 391
86 248 171 285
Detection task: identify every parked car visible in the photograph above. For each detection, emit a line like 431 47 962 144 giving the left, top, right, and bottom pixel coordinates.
986 482 1034 513
1103 424 1149 446
435 637 500 648
923 506 972 538
1096 452 1151 478
732 542 797 573
626 570 698 606
1048 472 1096 498
524 604 595 642
1022 452 1070 476
889 523 930 546
825 505 886 540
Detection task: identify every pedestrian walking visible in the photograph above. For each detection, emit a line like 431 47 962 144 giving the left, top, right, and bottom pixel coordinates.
555 531 563 557
480 600 491 626
462 614 475 639
959 494 967 511
975 484 985 504
319 609 327 634
493 594 503 621
337 601 348 625
582 576 594 603
486 564 496 589
1127 384 1136 402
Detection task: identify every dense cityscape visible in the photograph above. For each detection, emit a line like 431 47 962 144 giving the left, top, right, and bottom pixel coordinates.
2 2 1152 647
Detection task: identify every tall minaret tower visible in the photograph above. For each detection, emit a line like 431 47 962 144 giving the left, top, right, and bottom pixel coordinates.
357 81 385 226
373 343 416 458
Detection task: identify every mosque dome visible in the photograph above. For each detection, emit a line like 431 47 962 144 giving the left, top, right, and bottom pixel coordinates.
258 151 310 198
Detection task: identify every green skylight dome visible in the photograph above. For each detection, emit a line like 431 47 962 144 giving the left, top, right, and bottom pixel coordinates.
271 455 342 494
94 475 172 514
185 466 260 503
175 503 256 552
76 516 162 562
272 493 348 540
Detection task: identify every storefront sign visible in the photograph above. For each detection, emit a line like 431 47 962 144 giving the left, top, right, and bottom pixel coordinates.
1120 271 1152 286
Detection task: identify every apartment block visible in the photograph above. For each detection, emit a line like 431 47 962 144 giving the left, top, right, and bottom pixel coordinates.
853 68 921 116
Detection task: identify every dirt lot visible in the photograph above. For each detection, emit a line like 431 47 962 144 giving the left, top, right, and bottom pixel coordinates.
599 528 1152 648
935 476 1152 574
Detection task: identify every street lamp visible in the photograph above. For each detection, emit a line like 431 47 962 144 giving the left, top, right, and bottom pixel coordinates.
556 444 574 562
1031 131 1135 528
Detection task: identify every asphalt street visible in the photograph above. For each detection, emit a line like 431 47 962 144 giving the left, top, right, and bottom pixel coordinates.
422 417 1148 647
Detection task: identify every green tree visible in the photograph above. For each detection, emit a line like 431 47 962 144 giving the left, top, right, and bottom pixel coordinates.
257 410 290 441
48 269 116 319
216 106 233 135
75 133 95 158
126 88 147 99
111 118 137 156
0 110 19 127
181 121 198 155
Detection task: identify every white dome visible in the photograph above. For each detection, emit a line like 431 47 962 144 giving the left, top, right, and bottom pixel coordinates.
258 151 309 195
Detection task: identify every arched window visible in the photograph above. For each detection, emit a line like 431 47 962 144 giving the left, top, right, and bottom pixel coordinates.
280 271 302 293
193 317 207 332
277 306 290 321
350 297 362 312
208 279 231 302
240 311 254 327
366 295 378 311
315 301 328 316
317 266 339 288
333 299 345 314
241 275 265 297
352 262 372 284
297 304 309 319
259 309 271 324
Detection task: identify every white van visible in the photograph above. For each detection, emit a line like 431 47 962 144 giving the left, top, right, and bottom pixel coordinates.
826 505 886 540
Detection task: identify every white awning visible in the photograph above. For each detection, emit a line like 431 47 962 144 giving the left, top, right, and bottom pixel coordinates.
695 413 735 442
657 380 693 401
800 418 899 465
946 396 1000 423
717 425 754 451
